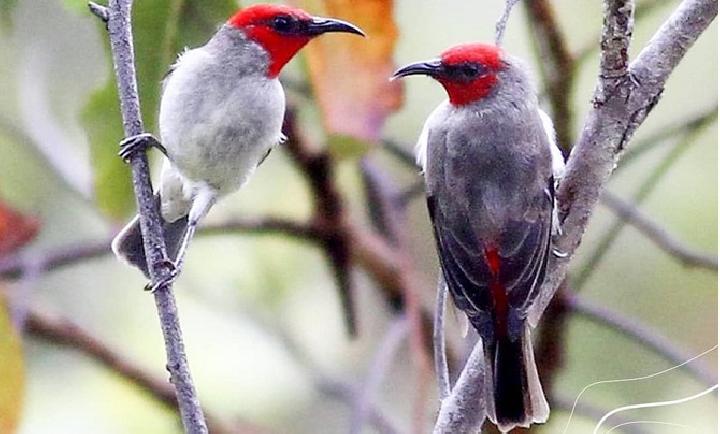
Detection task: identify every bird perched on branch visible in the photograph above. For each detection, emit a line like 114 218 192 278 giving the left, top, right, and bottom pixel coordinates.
112 5 363 294
393 43 564 432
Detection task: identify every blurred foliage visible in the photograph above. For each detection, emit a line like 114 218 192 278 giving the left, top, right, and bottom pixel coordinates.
297 0 404 144
0 293 24 434
80 0 236 220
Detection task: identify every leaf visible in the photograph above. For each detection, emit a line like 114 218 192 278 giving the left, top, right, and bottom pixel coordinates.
82 0 237 220
293 0 404 143
0 293 23 434
327 134 373 160
0 201 39 257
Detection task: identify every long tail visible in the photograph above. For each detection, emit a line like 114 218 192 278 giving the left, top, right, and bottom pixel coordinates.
111 196 188 278
483 325 549 433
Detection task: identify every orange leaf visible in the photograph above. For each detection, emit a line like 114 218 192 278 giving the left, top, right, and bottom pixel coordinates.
295 0 404 142
0 202 39 257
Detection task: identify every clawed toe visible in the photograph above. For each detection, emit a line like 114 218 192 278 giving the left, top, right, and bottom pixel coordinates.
119 133 167 162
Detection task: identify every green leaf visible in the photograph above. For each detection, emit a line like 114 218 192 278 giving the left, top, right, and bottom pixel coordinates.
82 0 237 220
0 0 18 29
327 134 373 160
0 294 24 434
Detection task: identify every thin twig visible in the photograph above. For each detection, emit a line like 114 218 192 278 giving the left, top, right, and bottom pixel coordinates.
495 0 522 46
568 295 718 386
554 396 649 434
236 306 402 434
535 280 571 402
434 276 451 401
350 316 409 434
90 1 207 431
600 191 717 270
24 308 264 434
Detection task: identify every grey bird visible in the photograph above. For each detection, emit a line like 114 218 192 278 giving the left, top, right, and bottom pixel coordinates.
393 42 564 432
111 4 363 312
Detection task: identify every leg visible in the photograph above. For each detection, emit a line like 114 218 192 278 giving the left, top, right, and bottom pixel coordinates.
146 187 217 292
119 133 168 162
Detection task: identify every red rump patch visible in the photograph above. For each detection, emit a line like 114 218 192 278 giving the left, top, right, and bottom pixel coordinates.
228 5 313 78
484 246 509 337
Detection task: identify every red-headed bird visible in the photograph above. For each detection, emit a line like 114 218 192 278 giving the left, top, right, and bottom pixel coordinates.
111 5 363 300
393 43 564 432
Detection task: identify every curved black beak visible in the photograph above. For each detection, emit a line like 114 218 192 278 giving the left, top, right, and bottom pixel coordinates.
392 59 444 80
306 17 365 37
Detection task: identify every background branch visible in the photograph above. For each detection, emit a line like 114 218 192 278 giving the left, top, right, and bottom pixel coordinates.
568 295 718 386
24 308 263 434
600 191 717 270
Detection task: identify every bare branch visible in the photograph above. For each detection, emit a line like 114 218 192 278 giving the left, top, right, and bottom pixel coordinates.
350 316 409 434
432 342 485 433
434 276 451 401
568 295 717 386
90 0 207 430
24 308 265 434
282 110 357 336
495 0 522 46
530 0 717 325
600 191 717 270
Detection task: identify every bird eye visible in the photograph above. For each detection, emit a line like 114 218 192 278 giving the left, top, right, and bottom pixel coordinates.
271 16 295 33
460 64 481 78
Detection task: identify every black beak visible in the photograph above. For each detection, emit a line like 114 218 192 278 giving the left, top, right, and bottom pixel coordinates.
392 59 444 79
306 17 365 37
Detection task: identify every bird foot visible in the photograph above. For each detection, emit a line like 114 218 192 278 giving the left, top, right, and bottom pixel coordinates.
119 133 167 162
143 259 179 292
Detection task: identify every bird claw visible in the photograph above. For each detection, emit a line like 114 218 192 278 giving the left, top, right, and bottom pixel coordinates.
143 260 179 292
119 133 168 163
552 248 569 258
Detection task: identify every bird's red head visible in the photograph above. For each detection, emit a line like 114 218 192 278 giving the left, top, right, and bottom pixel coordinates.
392 43 503 106
229 4 364 78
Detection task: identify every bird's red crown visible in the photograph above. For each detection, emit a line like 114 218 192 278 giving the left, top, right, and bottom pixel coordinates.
438 43 503 106
228 5 313 78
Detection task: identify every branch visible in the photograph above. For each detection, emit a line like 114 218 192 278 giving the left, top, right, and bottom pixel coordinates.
90 1 207 431
530 0 717 325
282 110 357 336
25 308 265 434
568 295 718 386
433 277 451 401
600 191 717 270
350 316 409 434
432 342 485 433
524 0 575 154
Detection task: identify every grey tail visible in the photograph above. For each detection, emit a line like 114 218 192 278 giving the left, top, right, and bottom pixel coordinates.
483 326 549 433
111 196 188 278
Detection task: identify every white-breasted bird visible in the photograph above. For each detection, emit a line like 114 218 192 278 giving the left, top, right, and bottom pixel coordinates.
112 4 364 290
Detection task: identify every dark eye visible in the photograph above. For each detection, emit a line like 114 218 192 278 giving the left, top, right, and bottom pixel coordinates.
460 63 482 78
272 16 296 33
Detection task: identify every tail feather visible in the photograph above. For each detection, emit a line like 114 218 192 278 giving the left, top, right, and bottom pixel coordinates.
483 326 549 433
111 199 188 278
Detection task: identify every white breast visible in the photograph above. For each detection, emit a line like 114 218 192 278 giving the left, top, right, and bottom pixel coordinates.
159 48 285 195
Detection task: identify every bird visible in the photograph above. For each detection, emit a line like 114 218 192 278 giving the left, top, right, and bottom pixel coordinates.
393 42 564 432
111 4 364 293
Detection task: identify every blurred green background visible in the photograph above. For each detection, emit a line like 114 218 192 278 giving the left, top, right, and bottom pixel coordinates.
0 0 716 433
